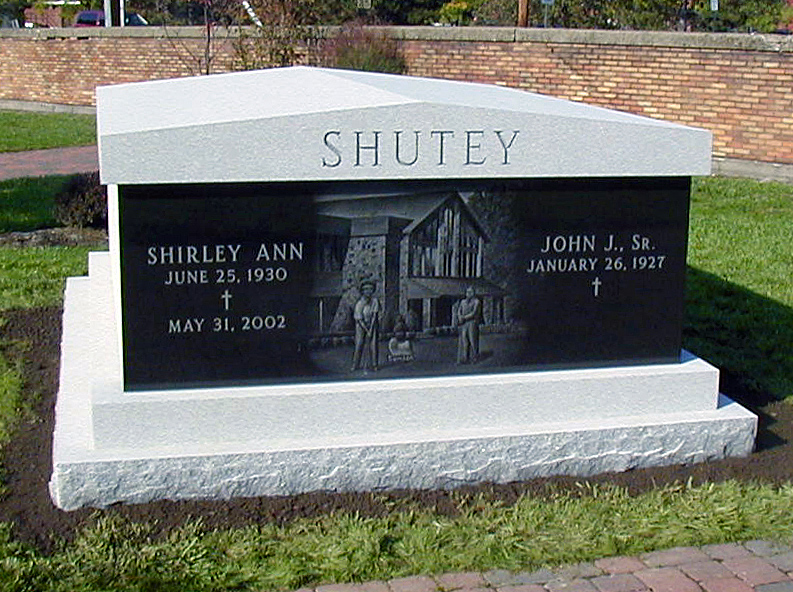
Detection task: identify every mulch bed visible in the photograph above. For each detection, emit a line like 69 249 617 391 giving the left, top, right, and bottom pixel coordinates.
0 244 791 553
0 227 107 248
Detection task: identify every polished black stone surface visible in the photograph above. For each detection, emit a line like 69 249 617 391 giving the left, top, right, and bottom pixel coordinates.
119 177 690 390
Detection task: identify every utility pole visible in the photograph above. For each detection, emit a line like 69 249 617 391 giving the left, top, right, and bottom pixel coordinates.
103 0 124 26
518 0 529 26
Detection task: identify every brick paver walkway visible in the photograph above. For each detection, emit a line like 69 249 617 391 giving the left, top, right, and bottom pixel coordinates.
0 145 98 181
298 542 793 592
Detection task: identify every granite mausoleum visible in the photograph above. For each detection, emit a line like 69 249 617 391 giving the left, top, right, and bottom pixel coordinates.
49 67 757 510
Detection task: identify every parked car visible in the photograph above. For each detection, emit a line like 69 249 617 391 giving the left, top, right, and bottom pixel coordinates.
125 12 148 25
73 10 103 26
73 10 148 26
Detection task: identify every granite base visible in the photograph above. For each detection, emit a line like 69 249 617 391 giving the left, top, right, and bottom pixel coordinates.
50 253 757 510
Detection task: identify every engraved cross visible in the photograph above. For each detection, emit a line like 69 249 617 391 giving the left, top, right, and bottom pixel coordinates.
221 289 232 310
591 276 602 298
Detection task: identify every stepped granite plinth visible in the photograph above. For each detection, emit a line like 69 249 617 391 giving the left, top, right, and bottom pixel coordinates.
51 67 756 510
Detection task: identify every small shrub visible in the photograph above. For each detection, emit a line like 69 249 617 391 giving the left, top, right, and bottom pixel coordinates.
439 0 475 25
53 171 107 229
320 21 405 74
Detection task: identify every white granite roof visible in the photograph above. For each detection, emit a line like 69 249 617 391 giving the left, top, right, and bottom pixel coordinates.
97 66 712 184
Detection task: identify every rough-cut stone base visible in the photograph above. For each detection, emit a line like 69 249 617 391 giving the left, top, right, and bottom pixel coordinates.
50 253 757 511
51 397 755 510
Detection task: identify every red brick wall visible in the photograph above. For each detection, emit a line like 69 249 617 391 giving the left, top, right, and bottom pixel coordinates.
2 27 792 165
0 28 240 105
398 29 793 165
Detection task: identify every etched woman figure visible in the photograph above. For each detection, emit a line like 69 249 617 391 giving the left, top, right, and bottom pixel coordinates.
351 280 381 371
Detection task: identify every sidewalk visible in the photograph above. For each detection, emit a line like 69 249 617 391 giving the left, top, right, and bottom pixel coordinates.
300 542 793 592
0 145 98 181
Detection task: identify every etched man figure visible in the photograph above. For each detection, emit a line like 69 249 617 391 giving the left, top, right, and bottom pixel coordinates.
456 286 482 364
351 280 381 371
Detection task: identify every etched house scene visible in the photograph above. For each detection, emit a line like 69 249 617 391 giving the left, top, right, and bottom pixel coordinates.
306 189 520 378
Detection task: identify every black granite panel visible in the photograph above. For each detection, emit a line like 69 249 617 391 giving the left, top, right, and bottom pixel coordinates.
119 177 690 390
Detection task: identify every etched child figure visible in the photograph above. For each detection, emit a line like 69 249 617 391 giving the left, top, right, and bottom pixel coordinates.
456 286 482 364
388 315 415 363
351 280 380 371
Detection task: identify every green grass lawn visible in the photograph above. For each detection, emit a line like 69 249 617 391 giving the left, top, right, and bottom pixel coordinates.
0 110 96 153
0 348 23 451
0 175 792 590
0 176 66 233
685 177 793 400
0 246 92 310
689 177 793 305
1 481 792 591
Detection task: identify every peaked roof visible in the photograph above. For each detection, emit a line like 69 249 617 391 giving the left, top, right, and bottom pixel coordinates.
98 66 683 136
316 191 488 240
97 67 712 184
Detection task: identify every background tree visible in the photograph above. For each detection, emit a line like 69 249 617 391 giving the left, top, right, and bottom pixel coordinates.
233 0 321 70
469 0 791 29
312 0 358 24
132 0 356 24
692 0 793 32
149 0 243 75
316 19 405 72
0 0 29 25
438 0 475 25
472 0 517 25
371 0 446 24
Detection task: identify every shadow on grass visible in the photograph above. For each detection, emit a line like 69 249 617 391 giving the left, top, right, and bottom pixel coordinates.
0 176 66 233
684 266 793 451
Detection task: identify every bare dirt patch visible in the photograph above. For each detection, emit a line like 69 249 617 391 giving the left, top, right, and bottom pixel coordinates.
0 306 790 554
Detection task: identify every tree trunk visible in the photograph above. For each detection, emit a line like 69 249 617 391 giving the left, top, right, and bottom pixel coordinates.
518 0 529 27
